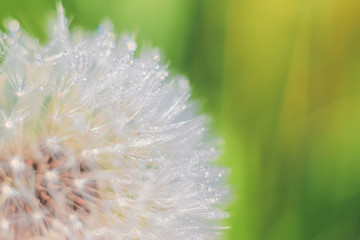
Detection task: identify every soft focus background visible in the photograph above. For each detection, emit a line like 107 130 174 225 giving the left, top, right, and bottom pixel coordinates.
1 0 360 239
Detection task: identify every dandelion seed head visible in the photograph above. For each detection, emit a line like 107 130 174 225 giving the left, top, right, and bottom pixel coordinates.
0 4 228 240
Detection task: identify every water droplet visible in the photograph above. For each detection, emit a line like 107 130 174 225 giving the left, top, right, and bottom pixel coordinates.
10 157 22 169
81 150 88 157
45 171 56 180
7 20 20 33
1 185 13 198
127 41 137 51
32 211 42 220
117 198 127 207
132 59 139 66
73 220 83 230
34 53 42 62
0 220 9 229
74 178 85 188
153 55 160 61
151 63 159 70
160 72 169 80
4 121 13 129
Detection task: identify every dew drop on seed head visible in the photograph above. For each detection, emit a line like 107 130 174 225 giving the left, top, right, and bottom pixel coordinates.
10 157 21 169
0 220 9 230
4 121 13 129
153 55 160 62
127 40 137 51
34 53 43 63
7 20 20 33
17 91 24 97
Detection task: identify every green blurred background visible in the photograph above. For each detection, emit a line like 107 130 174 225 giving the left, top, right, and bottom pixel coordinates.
1 0 360 239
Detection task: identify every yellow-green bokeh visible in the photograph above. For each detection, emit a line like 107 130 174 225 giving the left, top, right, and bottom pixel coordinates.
224 0 360 239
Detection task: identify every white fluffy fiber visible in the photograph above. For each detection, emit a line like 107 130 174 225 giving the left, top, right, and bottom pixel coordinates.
0 5 228 240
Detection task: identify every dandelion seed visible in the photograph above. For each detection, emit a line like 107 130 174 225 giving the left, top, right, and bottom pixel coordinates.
0 4 228 240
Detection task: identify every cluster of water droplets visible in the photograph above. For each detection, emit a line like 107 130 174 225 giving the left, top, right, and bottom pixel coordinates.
0 5 228 240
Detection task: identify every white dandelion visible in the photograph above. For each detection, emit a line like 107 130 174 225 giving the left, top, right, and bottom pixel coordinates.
0 4 228 240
